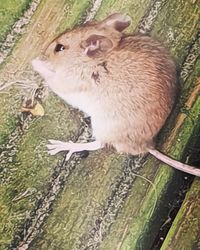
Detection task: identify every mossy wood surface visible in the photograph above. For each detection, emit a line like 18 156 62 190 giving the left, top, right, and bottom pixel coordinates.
161 177 200 250
0 0 200 250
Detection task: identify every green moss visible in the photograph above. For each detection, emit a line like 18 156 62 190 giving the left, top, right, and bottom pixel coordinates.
95 0 151 32
0 116 17 145
0 89 21 150
30 152 124 250
99 156 172 250
0 94 81 248
151 0 200 63
0 0 31 42
63 0 92 28
182 58 200 95
161 179 200 250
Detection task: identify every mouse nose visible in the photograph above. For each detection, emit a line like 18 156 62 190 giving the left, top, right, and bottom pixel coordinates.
31 57 55 81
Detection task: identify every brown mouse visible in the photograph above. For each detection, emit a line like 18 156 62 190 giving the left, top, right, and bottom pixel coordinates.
32 13 200 177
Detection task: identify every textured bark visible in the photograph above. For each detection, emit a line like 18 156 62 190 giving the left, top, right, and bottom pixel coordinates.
161 178 200 250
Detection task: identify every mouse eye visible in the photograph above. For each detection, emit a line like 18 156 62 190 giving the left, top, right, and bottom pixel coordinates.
54 44 65 52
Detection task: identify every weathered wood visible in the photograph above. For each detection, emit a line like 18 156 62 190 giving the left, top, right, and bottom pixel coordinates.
161 178 200 250
0 0 31 44
151 0 200 63
0 0 200 250
159 70 200 250
0 0 91 248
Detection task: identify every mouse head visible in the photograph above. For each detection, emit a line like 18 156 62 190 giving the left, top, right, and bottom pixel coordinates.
44 13 131 63
32 14 131 85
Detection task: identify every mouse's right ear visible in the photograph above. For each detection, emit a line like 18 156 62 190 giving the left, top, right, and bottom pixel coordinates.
81 34 113 57
101 13 131 32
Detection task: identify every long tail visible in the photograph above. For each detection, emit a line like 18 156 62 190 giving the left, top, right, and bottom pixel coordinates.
148 149 200 177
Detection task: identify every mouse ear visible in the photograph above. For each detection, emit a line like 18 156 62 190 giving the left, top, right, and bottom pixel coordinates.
81 34 113 57
101 13 131 32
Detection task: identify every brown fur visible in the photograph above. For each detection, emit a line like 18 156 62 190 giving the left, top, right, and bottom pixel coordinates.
32 14 177 155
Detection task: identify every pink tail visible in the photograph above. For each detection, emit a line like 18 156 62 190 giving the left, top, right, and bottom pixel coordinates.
148 149 200 177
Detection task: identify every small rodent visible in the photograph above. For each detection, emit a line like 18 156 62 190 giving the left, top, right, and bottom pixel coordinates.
32 13 200 177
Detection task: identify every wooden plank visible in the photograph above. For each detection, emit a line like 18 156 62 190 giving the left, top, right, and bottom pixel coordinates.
28 152 124 250
0 0 91 248
151 0 200 63
161 178 200 250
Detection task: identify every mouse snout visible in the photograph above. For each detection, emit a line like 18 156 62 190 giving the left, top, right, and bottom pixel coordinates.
31 57 55 80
